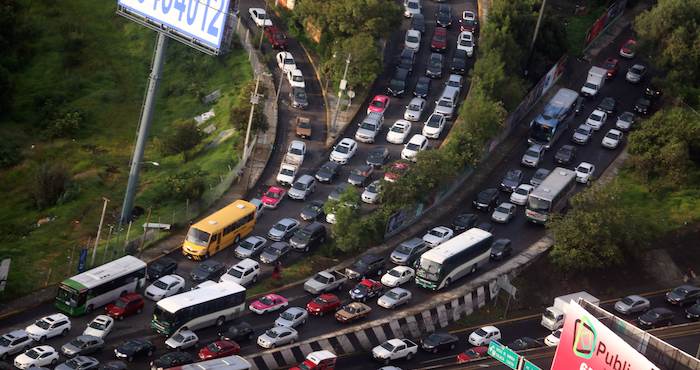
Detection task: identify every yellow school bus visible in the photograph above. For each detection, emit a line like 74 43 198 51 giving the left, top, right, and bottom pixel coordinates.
182 200 256 260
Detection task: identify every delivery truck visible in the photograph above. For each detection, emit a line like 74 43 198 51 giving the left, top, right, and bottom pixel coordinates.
541 291 599 330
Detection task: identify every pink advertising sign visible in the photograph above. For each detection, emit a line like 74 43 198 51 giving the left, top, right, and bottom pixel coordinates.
551 301 659 370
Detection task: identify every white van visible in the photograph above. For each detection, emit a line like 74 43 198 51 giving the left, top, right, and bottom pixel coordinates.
220 259 260 286
249 198 264 218
433 86 460 119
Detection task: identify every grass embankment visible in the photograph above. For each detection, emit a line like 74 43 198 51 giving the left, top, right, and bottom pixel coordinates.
563 4 607 55
0 1 252 300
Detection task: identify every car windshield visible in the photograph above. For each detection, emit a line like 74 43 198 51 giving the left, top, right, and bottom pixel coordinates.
371 100 385 108
409 103 421 110
26 348 41 359
292 181 307 191
265 329 280 338
576 126 590 135
238 239 255 250
294 91 306 100
90 320 108 330
335 145 350 154
437 99 451 108
360 122 377 131
620 113 633 122
496 205 509 213
391 125 406 133
631 66 644 74
583 82 597 89
294 229 312 241
408 1 419 9
186 227 210 245
35 319 51 329
460 39 473 47
525 148 539 157
429 57 441 67
281 311 296 320
273 223 289 231
259 296 274 306
227 268 243 278
428 229 444 237
367 183 379 193
515 187 530 195
65 358 82 369
577 166 590 174
527 196 551 212
590 113 603 121
388 269 402 277
406 143 420 151
649 311 661 319
434 33 446 42
621 297 636 305
606 132 620 140
313 274 330 284
284 58 294 65
293 75 303 82
385 290 401 299
427 116 442 127
0 336 11 346
265 190 281 199
474 328 487 336
314 296 333 305
407 35 419 43
153 280 169 290
395 244 413 254
380 342 396 352
207 342 223 352
172 333 185 342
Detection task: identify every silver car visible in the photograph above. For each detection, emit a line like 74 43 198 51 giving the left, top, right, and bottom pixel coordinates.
404 97 426 122
288 175 316 201
55 356 99 370
61 335 104 357
234 236 267 259
274 307 308 328
267 218 300 241
390 238 427 266
625 64 646 83
614 295 650 315
571 124 594 145
257 327 298 349
491 202 516 224
362 180 382 204
520 144 544 167
377 287 412 309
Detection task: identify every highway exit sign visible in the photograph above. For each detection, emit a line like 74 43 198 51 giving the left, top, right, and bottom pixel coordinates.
488 340 520 369
522 359 542 370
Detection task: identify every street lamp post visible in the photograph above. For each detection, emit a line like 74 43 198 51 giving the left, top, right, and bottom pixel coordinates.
330 54 351 137
243 72 270 163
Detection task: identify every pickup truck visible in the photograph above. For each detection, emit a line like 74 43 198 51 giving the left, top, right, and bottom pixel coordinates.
304 270 348 295
372 338 418 364
295 117 312 139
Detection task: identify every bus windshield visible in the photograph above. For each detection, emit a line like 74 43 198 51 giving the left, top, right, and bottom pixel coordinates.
153 306 177 326
56 285 84 307
527 196 551 212
418 259 442 281
186 228 210 246
530 123 553 143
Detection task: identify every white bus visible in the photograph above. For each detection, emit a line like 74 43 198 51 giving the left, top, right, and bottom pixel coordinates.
526 167 576 224
164 355 251 370
415 228 493 290
151 281 246 336
55 255 147 316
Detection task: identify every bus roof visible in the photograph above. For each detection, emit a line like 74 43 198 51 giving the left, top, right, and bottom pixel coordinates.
157 281 246 313
63 255 146 290
191 200 256 234
535 88 579 127
166 355 251 370
530 167 576 201
421 228 492 264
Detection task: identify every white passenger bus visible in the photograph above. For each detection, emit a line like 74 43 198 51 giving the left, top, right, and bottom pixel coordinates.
151 281 246 336
525 167 576 224
415 228 493 290
164 355 251 370
55 255 147 316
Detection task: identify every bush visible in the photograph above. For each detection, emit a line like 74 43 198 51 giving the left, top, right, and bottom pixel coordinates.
165 169 207 201
0 140 22 168
46 110 84 139
157 120 205 162
32 162 71 210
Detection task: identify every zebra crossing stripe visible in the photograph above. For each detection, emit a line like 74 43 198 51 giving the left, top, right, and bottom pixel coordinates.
421 309 435 332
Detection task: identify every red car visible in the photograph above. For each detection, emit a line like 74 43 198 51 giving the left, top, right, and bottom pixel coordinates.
306 293 342 316
460 10 479 33
384 162 410 182
619 39 636 58
198 340 240 360
264 26 288 50
430 26 448 52
602 57 619 79
105 293 144 320
261 185 286 209
456 346 488 363
367 95 390 115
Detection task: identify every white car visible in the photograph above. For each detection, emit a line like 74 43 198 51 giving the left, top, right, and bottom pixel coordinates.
220 258 260 286
575 162 596 184
381 266 415 287
468 326 501 346
274 307 308 328
257 326 298 349
585 109 607 131
615 111 636 131
330 138 358 164
404 0 422 17
249 8 273 27
403 97 426 122
601 129 623 149
276 51 296 73
387 120 412 144
0 330 33 360
422 113 446 139
377 287 413 309
165 329 199 350
14 345 59 369
457 31 475 56
545 329 562 347
276 163 297 187
401 134 428 162
145 274 185 301
26 314 71 342
286 140 306 164
404 29 421 51
510 184 534 206
286 68 305 89
491 202 516 224
82 315 113 339
422 226 454 247
362 180 382 204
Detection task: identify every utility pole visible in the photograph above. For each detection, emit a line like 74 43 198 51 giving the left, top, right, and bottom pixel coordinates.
243 73 264 164
330 54 351 137
119 33 168 226
258 1 269 50
525 0 547 75
91 197 110 266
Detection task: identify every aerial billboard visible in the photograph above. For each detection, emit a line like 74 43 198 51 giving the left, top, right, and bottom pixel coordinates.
551 301 659 370
117 0 232 54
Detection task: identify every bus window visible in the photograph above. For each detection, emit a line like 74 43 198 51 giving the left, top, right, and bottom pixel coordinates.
186 228 210 246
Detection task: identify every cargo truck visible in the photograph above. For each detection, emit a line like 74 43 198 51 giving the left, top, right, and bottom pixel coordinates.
580 66 607 97
541 291 599 330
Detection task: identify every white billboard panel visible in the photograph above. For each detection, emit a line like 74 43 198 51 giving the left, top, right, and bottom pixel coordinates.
118 0 231 50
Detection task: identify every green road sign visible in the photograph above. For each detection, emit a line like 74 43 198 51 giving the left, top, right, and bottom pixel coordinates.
522 359 542 370
488 340 520 370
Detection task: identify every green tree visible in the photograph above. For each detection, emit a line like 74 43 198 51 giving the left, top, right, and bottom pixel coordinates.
324 33 382 91
158 120 205 162
634 0 700 107
324 186 364 252
296 0 401 40
46 110 84 139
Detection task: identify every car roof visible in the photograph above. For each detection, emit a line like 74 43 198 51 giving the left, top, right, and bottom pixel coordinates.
234 258 259 269
284 306 306 314
339 138 355 146
297 174 314 183
3 329 28 339
409 134 427 144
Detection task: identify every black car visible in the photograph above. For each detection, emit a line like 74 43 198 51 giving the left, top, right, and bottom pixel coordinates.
345 254 386 279
146 258 177 280
289 87 308 109
387 67 410 97
452 213 478 232
411 13 426 34
436 4 452 27
530 168 551 187
114 338 155 362
348 280 383 302
366 146 390 168
554 145 576 165
190 260 226 282
450 50 468 75
398 48 415 73
508 337 540 351
638 308 674 328
499 169 523 192
574 96 585 116
598 97 616 114
420 332 459 353
328 183 350 202
218 321 255 342
414 76 432 98
666 285 700 306
473 188 499 211
348 164 373 186
150 351 195 370
426 53 444 79
475 222 494 232
490 238 512 260
634 97 651 115
315 161 341 183
300 200 325 221
685 303 700 320
99 361 128 370
290 222 326 252
644 84 662 99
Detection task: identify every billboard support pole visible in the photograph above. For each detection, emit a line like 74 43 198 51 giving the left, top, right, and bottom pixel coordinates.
119 32 169 226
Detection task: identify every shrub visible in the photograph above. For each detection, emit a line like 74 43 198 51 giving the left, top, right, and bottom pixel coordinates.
165 169 207 201
32 162 71 210
0 140 22 168
157 120 204 162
